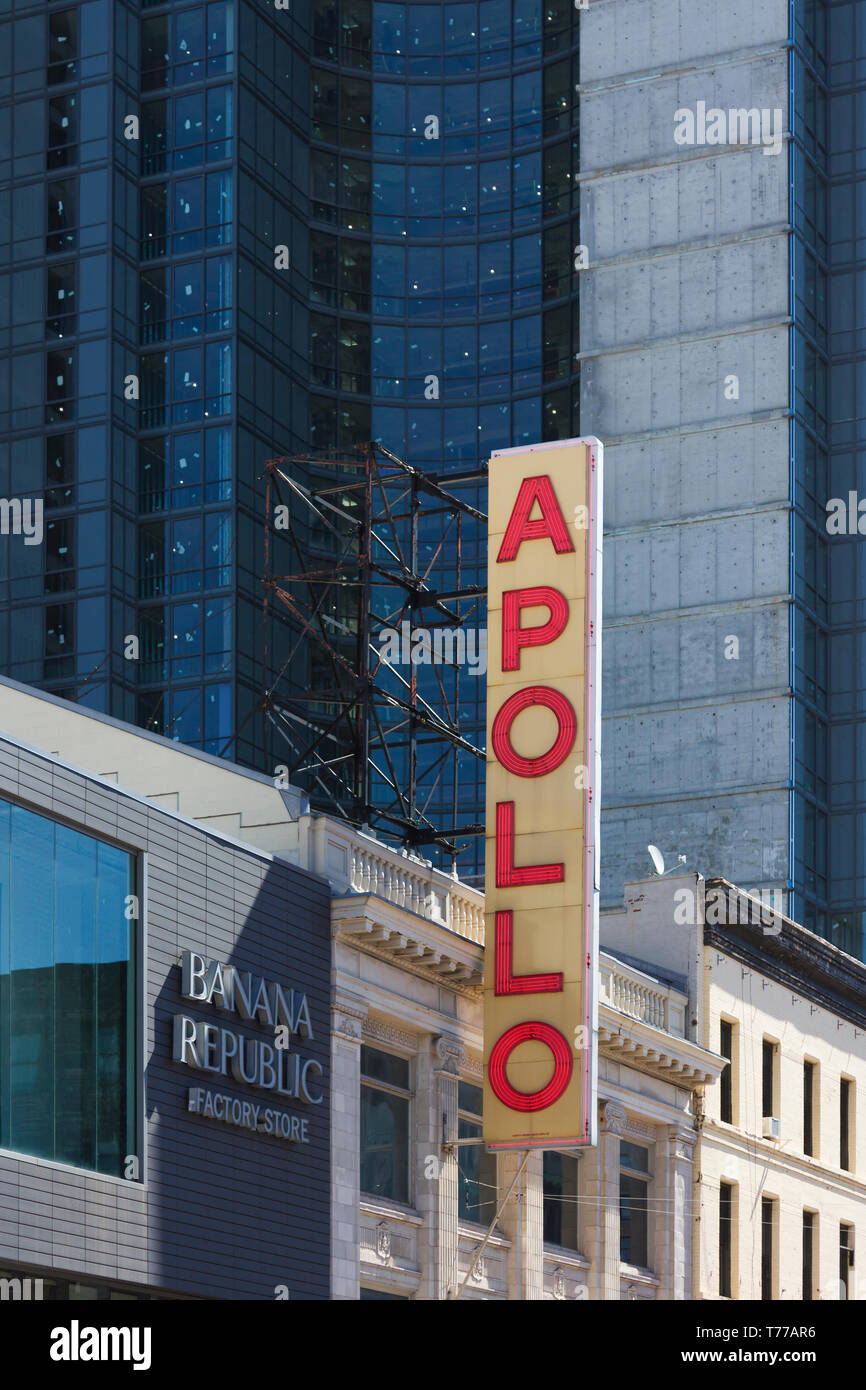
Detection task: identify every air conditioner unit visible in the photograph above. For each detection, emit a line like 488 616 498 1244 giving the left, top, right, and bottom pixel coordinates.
763 1116 780 1140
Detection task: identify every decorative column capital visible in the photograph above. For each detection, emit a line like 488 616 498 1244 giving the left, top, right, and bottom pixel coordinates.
433 1034 466 1077
599 1099 627 1135
666 1125 697 1162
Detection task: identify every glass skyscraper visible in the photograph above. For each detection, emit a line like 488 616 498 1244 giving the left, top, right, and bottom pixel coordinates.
4 0 866 947
0 0 579 881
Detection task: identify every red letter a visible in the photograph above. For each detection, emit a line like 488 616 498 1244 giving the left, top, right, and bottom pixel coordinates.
497 475 575 562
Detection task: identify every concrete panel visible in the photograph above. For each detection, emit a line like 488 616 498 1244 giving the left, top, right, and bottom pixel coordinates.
582 0 789 83
581 235 788 352
603 602 789 710
581 150 788 263
605 508 790 617
597 420 789 530
600 785 791 905
601 696 791 801
581 326 789 437
581 54 789 174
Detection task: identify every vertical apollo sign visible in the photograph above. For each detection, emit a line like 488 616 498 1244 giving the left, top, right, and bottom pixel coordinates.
483 438 602 1149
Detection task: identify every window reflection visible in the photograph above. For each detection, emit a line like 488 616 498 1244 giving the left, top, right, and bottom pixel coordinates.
0 800 137 1177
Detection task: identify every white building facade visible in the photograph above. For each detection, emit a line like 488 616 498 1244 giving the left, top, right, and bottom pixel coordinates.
605 873 866 1301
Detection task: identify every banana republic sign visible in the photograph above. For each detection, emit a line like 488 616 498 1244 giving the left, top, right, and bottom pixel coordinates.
173 950 323 1144
483 439 602 1150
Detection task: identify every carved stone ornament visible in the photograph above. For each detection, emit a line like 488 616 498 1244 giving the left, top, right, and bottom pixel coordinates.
552 1267 566 1300
434 1034 465 1076
363 1017 419 1052
332 1011 364 1042
376 1222 392 1262
668 1127 697 1162
470 1253 486 1283
624 1119 655 1141
600 1100 627 1135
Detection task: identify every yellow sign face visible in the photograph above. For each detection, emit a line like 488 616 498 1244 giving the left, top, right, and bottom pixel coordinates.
483 438 602 1149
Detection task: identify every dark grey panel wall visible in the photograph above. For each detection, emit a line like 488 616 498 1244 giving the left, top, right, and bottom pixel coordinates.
0 735 331 1299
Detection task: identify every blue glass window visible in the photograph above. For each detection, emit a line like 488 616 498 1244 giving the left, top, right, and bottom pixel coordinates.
372 243 405 314
514 316 542 390
373 83 404 153
444 163 476 234
479 0 510 69
513 231 541 306
513 0 542 60
373 162 405 234
444 3 477 75
445 324 475 398
206 86 232 161
174 92 204 167
512 151 541 225
480 78 509 150
479 239 510 313
0 799 137 1177
408 86 438 154
175 8 205 84
479 158 509 233
445 84 476 152
373 3 406 75
407 4 441 76
444 406 476 462
408 164 440 236
514 69 542 144
478 320 510 395
373 325 404 396
445 243 476 314
171 596 232 677
512 394 541 446
408 245 441 316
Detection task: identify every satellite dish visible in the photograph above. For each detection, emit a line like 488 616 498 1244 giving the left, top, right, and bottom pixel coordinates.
647 845 665 876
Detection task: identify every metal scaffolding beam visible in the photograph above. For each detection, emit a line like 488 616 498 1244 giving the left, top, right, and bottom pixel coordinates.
256 442 487 867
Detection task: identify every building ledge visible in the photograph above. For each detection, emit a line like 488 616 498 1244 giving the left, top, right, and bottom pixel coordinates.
599 1012 724 1087
333 894 483 994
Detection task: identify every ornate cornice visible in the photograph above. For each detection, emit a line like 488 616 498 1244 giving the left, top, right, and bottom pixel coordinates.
624 1119 655 1141
333 895 483 996
363 1016 420 1052
599 1017 723 1087
705 878 866 1032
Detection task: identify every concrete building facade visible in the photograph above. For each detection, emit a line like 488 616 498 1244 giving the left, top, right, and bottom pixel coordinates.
580 0 866 962
579 0 797 920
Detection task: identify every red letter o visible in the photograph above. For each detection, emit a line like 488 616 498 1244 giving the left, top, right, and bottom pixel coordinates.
491 686 577 778
488 1022 573 1112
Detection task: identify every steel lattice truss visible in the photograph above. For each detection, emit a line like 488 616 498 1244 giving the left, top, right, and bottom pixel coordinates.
257 442 487 864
